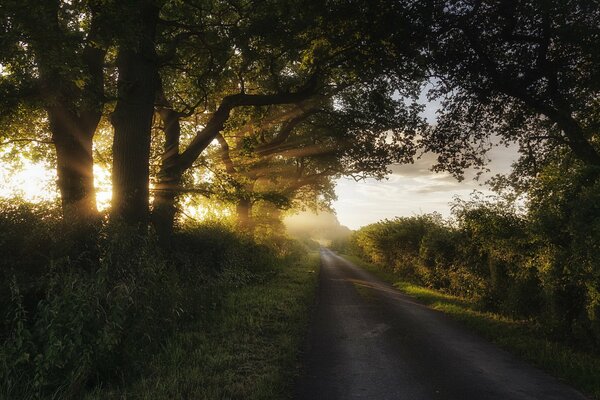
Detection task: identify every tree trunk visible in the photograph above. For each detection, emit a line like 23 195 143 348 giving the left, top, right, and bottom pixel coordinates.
110 3 159 230
30 0 105 226
47 105 101 266
236 198 253 233
152 105 182 244
48 106 98 222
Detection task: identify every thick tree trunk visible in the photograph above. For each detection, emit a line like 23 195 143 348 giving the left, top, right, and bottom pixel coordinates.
110 3 159 229
47 106 101 266
152 183 179 241
47 107 98 222
31 0 105 226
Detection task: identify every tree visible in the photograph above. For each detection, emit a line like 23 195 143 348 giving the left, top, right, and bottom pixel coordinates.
148 0 426 238
182 71 424 236
1 0 109 225
1 0 426 239
110 0 161 228
420 0 600 178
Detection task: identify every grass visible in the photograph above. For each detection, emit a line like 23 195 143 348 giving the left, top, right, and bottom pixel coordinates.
341 254 600 400
86 252 320 400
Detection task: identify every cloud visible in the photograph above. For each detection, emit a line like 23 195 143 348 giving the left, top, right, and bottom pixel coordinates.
410 183 465 194
332 144 520 229
389 152 443 178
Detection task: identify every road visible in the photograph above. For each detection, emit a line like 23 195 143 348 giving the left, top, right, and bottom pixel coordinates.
295 248 588 400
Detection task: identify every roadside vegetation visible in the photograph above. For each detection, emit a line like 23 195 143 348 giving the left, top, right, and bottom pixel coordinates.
346 253 600 399
85 249 319 399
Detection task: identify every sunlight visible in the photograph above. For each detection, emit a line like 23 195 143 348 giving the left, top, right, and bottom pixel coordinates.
0 157 230 222
179 194 233 222
0 157 114 210
93 164 112 210
0 158 57 202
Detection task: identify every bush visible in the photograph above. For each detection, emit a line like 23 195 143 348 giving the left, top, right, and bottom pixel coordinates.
0 200 62 301
347 172 600 349
0 227 181 399
349 214 443 276
0 207 287 399
528 163 600 345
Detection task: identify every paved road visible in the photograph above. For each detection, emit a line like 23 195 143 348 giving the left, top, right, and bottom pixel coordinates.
295 248 588 400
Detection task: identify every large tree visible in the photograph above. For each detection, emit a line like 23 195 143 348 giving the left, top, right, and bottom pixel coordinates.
419 0 600 178
1 0 109 225
1 0 426 239
110 0 161 228
148 0 425 237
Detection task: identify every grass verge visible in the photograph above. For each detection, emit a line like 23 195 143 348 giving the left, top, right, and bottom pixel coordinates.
87 252 320 400
341 254 600 400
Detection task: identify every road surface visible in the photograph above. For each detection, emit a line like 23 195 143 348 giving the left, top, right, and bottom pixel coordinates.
295 248 588 400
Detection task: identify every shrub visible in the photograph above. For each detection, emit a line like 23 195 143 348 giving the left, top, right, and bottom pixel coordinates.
0 227 182 399
0 200 62 301
0 210 286 399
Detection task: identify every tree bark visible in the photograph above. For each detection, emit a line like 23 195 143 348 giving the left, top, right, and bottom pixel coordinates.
236 198 253 233
152 101 182 243
29 2 107 264
111 2 160 230
28 0 106 225
47 106 98 222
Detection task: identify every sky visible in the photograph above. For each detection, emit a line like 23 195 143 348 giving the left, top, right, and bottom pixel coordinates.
332 145 518 230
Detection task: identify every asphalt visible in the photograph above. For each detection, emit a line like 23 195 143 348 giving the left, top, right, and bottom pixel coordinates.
295 248 589 400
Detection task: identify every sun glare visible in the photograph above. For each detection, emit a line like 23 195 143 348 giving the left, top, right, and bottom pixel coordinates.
0 159 228 223
0 159 57 202
0 158 115 210
93 164 112 210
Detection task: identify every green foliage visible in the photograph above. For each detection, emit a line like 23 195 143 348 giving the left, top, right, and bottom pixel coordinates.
0 200 62 293
174 221 277 284
85 252 319 399
422 0 600 177
349 214 442 277
0 227 181 399
527 163 600 342
0 201 299 399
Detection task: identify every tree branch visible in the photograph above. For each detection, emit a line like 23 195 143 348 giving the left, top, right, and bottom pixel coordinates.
177 77 319 172
0 138 53 146
215 133 237 175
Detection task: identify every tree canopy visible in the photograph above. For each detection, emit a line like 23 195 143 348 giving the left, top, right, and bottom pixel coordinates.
420 0 600 181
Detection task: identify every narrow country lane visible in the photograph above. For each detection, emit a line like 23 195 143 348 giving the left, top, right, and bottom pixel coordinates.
295 248 588 400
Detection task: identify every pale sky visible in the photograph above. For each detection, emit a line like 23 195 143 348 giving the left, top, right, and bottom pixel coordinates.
332 144 519 230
